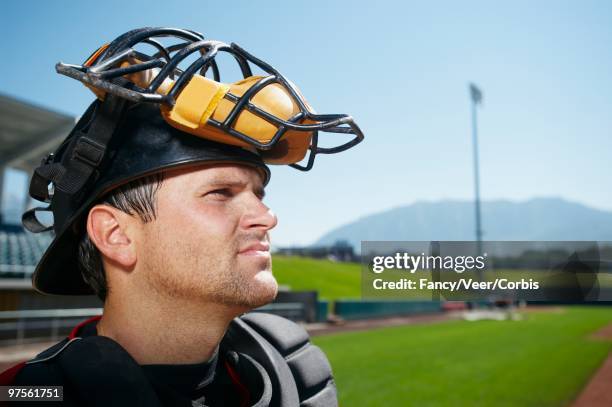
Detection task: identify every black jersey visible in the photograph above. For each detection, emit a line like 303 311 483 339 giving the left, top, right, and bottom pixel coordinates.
1 313 337 407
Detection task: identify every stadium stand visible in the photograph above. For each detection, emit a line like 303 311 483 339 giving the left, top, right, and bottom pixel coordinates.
0 224 52 279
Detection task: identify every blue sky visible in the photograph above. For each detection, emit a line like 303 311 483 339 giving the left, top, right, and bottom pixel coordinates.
1 0 611 246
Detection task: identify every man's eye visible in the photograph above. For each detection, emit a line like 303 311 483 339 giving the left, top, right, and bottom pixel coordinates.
207 189 233 198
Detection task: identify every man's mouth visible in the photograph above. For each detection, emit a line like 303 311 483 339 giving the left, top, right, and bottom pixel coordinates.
238 242 271 256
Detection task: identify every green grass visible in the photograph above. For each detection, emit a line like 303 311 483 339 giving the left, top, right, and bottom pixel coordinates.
313 307 612 407
271 256 612 302
272 255 361 300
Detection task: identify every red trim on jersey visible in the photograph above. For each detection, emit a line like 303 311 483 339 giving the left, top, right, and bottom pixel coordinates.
0 361 26 386
224 358 251 407
0 316 102 387
68 315 102 339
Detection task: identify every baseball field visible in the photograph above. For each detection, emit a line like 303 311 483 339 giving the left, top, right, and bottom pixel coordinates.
312 307 612 406
272 256 612 406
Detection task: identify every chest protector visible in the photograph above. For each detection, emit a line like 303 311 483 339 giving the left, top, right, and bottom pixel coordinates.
0 313 337 407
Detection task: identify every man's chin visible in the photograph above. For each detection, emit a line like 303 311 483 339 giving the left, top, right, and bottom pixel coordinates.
241 270 278 308
218 269 277 310
254 270 278 298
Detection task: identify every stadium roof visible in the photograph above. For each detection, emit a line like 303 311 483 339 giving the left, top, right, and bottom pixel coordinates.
0 93 74 172
0 94 73 286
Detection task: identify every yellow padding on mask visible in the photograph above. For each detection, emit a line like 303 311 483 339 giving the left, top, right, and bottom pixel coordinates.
162 75 313 164
161 76 230 130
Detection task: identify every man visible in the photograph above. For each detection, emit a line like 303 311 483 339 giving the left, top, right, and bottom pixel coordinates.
0 27 363 406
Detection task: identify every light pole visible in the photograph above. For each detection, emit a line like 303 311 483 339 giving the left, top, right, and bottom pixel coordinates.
469 83 483 257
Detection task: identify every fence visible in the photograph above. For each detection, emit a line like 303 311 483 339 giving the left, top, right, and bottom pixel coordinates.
0 302 309 345
0 308 102 345
0 300 450 345
333 300 443 320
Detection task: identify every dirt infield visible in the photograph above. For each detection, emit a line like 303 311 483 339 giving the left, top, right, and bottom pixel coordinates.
572 351 612 407
307 306 563 336
307 311 463 336
590 322 612 340
570 323 612 407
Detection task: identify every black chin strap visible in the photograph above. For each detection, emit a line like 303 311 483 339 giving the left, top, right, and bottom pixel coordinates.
23 94 128 233
57 94 128 196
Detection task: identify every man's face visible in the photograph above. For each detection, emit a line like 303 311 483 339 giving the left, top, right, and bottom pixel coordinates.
136 163 278 309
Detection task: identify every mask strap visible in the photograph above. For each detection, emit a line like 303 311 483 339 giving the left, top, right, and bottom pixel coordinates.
22 206 53 233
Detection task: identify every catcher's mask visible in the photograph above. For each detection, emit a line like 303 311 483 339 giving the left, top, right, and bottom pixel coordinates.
56 27 363 170
24 27 364 295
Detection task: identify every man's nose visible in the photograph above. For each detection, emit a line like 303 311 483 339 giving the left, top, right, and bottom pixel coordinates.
241 197 278 231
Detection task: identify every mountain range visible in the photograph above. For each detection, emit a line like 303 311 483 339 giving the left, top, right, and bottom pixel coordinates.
314 198 612 249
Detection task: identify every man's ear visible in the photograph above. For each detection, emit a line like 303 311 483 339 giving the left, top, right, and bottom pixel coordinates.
86 205 137 269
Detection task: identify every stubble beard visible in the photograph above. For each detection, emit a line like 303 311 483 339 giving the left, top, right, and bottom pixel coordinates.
144 233 278 309
213 255 278 308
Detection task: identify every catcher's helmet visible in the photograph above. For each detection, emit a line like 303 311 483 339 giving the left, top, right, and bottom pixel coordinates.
23 27 364 295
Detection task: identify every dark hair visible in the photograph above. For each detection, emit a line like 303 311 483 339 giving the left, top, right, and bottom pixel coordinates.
77 173 164 301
